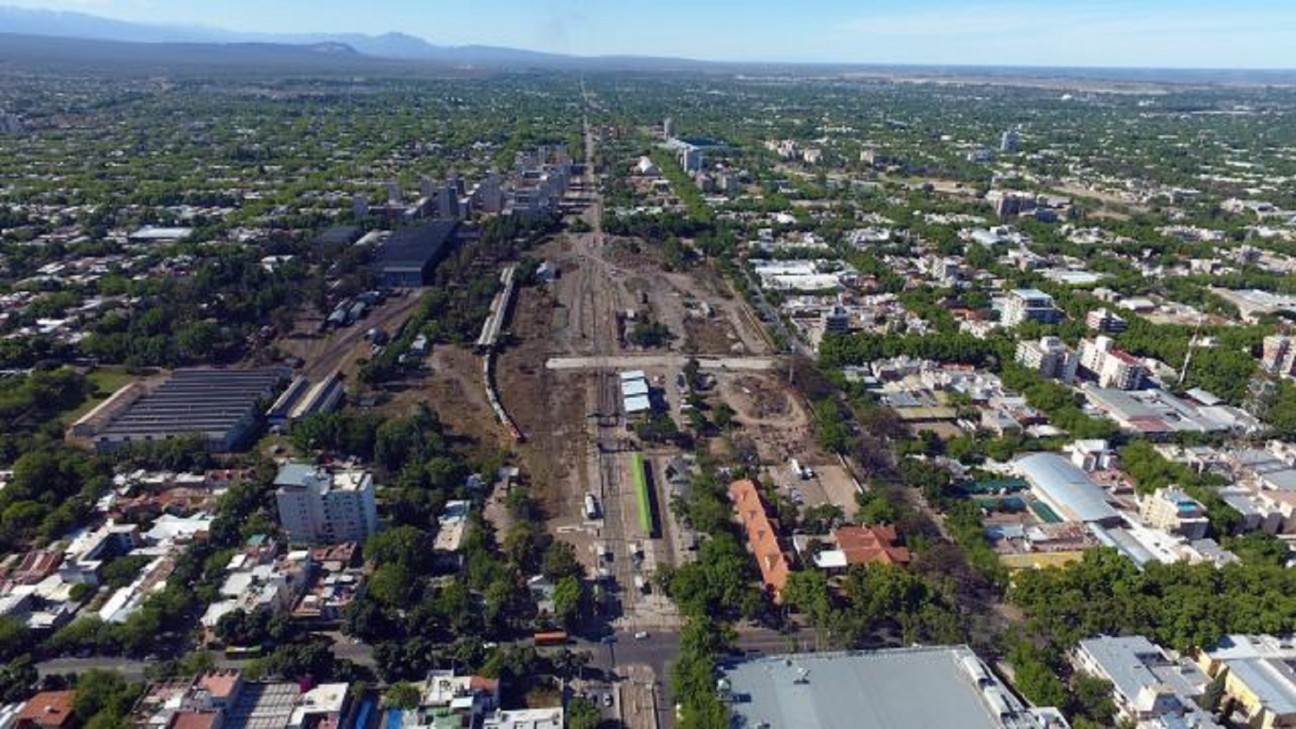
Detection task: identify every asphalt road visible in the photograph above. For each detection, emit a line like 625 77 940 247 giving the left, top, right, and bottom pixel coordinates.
37 657 151 680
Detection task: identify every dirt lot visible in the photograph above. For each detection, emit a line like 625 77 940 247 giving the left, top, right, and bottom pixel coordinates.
728 375 794 419
602 238 771 358
683 317 745 355
496 271 593 517
373 345 509 449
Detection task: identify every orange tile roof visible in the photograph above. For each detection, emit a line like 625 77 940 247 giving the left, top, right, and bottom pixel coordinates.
834 525 911 566
729 480 792 600
17 691 75 729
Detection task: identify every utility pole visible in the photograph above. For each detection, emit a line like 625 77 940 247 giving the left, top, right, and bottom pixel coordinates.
1178 313 1204 386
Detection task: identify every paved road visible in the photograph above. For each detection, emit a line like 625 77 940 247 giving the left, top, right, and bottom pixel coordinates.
38 657 151 680
547 355 778 372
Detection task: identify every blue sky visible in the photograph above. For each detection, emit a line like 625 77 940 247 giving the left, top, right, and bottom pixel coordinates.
8 0 1296 68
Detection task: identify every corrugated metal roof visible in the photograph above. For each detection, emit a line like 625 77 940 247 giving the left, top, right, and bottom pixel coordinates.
1226 658 1296 715
1016 453 1120 524
722 647 1051 729
623 395 652 414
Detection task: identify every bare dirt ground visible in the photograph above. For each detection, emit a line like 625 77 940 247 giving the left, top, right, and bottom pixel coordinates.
376 345 509 447
601 237 771 358
683 317 744 355
716 372 812 463
729 375 793 419
496 253 596 518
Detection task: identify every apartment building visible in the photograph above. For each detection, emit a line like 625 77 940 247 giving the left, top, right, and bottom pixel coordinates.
274 463 379 545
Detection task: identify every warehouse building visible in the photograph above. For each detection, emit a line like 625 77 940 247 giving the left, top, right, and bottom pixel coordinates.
267 371 345 430
620 370 652 416
720 647 1066 729
90 368 289 453
1015 452 1123 526
374 220 466 288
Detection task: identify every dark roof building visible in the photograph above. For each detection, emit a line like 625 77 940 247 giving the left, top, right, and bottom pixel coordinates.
315 225 361 248
92 368 289 454
375 221 463 288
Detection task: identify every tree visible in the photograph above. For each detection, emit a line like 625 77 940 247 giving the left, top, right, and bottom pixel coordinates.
215 609 269 647
811 399 849 454
1010 643 1067 709
0 656 37 703
484 576 531 633
0 618 33 663
1200 670 1227 713
365 526 433 570
542 541 584 582
267 642 334 680
550 649 591 681
634 412 681 444
800 504 845 534
1072 673 1117 725
503 522 546 574
73 670 141 727
782 571 837 648
552 576 586 629
342 599 394 643
368 564 421 610
567 696 602 729
384 683 422 710
712 403 736 431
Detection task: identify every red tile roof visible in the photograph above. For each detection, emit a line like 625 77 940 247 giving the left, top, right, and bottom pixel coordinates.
729 480 792 600
833 525 911 567
17 691 75 729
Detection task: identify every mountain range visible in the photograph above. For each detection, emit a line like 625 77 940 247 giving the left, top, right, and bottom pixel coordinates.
0 5 635 67
2 4 1294 83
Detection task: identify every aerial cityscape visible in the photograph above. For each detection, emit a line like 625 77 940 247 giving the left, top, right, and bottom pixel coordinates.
4 2 1296 729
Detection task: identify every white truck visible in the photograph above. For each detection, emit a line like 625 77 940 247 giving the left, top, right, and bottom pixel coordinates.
790 458 813 481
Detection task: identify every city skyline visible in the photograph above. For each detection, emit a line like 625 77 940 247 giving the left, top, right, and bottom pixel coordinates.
3 0 1295 69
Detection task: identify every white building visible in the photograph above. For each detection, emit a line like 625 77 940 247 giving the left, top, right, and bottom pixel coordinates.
1140 488 1211 541
483 708 564 729
1080 336 1146 390
274 463 379 545
1073 636 1218 728
1086 308 1128 334
1016 336 1079 383
1002 289 1063 327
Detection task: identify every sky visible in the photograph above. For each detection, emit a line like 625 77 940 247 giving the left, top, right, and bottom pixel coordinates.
6 0 1296 68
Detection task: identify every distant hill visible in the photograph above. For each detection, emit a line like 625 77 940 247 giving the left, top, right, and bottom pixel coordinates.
0 32 386 75
0 5 577 66
2 4 1293 82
